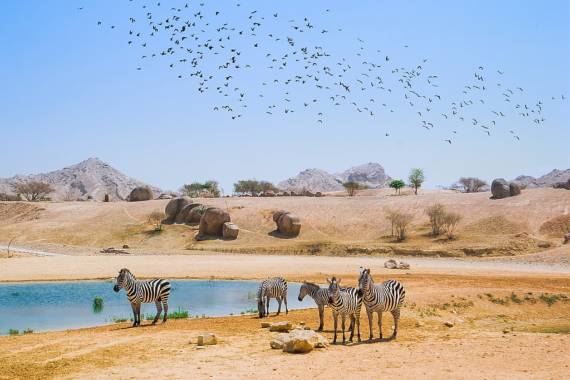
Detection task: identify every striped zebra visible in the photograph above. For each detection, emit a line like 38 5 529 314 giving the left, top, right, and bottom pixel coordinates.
257 277 288 318
298 282 329 331
358 268 406 340
113 268 171 327
327 277 362 344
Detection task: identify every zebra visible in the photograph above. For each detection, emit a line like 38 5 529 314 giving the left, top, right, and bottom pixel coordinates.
327 277 362 344
298 281 329 331
257 277 288 318
113 268 171 327
358 267 406 340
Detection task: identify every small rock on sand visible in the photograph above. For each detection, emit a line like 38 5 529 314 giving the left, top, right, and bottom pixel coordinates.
444 321 454 328
384 259 410 270
197 333 218 346
260 322 271 328
269 321 293 332
270 329 329 353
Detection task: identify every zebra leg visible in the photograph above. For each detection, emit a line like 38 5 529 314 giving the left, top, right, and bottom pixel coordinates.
277 297 282 316
135 303 142 326
317 305 324 331
341 315 346 344
162 300 168 323
284 295 288 315
378 311 383 339
348 316 355 342
130 303 138 327
391 309 400 339
265 296 270 317
366 309 374 340
152 300 163 324
332 312 338 344
356 313 361 342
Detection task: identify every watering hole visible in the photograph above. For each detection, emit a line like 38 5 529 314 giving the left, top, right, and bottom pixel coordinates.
0 280 307 334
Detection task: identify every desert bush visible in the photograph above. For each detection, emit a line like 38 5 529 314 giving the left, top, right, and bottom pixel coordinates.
12 181 54 201
8 329 19 336
389 179 405 195
458 177 487 193
149 209 166 231
181 180 221 198
442 212 462 239
385 208 414 241
22 328 33 334
425 203 446 236
408 168 425 195
342 181 363 196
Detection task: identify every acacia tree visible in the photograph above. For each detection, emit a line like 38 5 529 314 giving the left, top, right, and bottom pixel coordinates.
12 181 54 201
408 168 425 195
458 177 487 193
343 181 361 196
389 179 405 195
181 180 220 198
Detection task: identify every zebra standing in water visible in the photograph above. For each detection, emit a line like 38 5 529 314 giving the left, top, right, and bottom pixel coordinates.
327 277 362 344
298 282 329 331
358 268 406 340
113 268 171 327
257 277 288 318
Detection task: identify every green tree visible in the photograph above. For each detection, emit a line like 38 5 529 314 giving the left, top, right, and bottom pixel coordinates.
343 181 361 196
180 181 221 198
408 168 425 195
389 179 405 195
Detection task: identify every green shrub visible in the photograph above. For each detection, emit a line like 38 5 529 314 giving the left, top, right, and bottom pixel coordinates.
8 329 19 336
93 296 104 313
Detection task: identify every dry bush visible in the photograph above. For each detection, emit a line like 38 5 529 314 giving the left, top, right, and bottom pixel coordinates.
385 208 414 241
148 210 166 231
12 181 54 201
458 177 487 193
539 215 570 238
443 212 462 239
425 203 446 235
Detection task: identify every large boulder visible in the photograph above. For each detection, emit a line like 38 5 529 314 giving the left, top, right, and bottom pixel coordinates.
273 210 301 236
165 196 192 222
222 222 239 240
553 179 570 190
176 203 204 224
491 179 511 199
196 207 231 239
384 259 410 270
128 187 154 202
509 182 521 196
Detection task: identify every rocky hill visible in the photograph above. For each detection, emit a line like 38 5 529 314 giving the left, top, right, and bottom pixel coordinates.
0 158 161 201
278 163 390 193
512 169 570 188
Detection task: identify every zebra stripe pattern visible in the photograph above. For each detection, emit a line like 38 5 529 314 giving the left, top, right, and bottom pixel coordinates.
327 277 362 344
298 282 329 331
257 277 288 318
113 268 171 327
358 268 406 340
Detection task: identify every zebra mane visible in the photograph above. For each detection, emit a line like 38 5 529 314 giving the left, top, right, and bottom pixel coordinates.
120 268 135 279
302 281 322 290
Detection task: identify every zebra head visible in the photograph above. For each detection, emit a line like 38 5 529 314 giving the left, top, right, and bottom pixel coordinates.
327 277 342 303
358 268 373 293
298 282 309 301
114 268 133 292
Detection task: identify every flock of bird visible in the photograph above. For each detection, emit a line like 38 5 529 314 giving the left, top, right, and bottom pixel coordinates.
80 1 566 144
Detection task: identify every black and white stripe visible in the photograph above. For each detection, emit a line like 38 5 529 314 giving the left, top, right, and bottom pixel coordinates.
327 277 362 344
113 268 171 327
358 268 406 340
257 277 288 318
298 282 329 331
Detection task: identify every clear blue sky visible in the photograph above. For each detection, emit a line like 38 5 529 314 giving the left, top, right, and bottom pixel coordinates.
0 0 568 193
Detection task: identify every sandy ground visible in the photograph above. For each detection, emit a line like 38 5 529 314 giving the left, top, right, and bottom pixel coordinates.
0 265 569 380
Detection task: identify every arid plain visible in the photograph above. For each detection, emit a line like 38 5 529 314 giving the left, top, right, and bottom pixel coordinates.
0 188 569 379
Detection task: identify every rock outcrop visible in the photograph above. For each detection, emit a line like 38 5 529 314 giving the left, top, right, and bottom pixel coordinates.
336 162 391 189
196 207 231 240
270 329 329 353
0 157 161 201
164 196 192 222
491 178 521 199
128 186 154 202
222 222 239 240
273 210 301 236
511 169 570 189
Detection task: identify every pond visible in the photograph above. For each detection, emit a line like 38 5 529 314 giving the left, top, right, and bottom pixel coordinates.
0 280 307 335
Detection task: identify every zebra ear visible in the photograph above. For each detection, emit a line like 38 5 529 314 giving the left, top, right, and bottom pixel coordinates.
326 278 331 284
337 278 342 285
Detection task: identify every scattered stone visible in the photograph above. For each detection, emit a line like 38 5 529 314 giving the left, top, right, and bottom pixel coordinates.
270 329 329 353
197 333 218 346
415 321 425 327
100 247 129 255
128 186 154 202
564 233 570 245
502 329 510 334
122 244 130 249
444 321 454 328
384 259 410 270
222 222 239 240
260 322 271 328
268 321 293 332
157 193 173 199
273 210 301 237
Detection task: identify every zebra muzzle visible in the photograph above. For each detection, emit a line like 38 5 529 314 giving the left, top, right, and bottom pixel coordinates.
113 285 120 292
